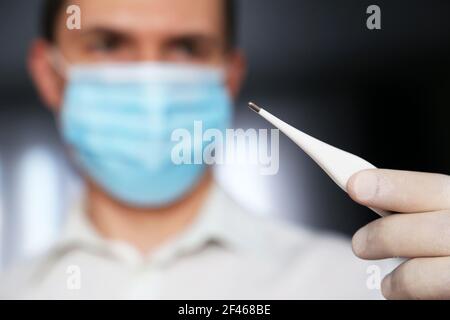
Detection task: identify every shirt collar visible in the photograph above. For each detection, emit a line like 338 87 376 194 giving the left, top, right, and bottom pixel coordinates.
52 184 255 266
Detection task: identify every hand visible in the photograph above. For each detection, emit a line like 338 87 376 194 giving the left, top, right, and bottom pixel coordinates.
347 169 450 300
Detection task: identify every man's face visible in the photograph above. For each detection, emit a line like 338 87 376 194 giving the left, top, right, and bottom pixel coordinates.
57 0 229 65
30 0 244 109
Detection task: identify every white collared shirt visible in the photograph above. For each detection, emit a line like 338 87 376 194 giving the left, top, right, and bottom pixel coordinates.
0 185 395 299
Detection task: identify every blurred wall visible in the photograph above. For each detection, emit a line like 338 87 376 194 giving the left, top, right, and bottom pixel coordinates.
1 0 450 268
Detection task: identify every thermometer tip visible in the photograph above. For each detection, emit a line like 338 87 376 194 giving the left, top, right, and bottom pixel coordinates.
248 102 261 113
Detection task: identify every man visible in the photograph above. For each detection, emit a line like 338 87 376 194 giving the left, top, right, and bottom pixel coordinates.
1 0 450 300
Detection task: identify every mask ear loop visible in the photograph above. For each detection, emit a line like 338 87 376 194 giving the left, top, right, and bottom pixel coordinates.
46 48 72 134
47 48 70 80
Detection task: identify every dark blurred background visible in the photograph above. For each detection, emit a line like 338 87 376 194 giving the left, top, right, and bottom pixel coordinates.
1 0 449 269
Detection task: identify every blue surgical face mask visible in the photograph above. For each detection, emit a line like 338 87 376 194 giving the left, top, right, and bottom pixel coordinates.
60 63 232 207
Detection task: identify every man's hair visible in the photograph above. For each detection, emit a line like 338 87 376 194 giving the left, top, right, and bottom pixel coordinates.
42 0 237 48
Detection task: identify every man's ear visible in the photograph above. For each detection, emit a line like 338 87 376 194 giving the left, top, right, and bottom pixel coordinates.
226 49 246 98
28 39 65 112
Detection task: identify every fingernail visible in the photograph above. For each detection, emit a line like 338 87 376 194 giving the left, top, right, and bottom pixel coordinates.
352 171 379 201
352 227 368 256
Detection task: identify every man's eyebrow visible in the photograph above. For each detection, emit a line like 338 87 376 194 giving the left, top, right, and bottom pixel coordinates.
79 26 131 39
79 26 220 40
168 34 220 44
77 26 224 48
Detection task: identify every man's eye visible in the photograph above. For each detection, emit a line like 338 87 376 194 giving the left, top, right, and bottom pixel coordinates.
90 37 121 52
172 41 200 57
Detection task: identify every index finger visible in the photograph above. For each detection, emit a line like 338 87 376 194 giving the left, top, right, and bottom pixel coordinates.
347 169 450 213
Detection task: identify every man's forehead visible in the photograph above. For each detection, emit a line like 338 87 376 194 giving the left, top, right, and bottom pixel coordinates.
64 0 225 35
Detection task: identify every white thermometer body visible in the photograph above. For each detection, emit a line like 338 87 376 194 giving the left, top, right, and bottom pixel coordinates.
249 103 390 217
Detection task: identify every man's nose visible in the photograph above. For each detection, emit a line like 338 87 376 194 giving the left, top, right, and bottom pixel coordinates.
133 43 165 62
